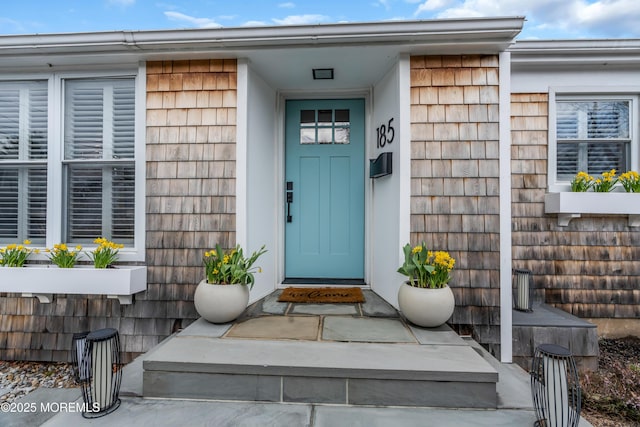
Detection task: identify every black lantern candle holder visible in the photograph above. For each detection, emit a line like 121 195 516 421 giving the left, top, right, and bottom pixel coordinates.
530 344 582 427
513 268 533 312
79 328 123 418
71 331 90 383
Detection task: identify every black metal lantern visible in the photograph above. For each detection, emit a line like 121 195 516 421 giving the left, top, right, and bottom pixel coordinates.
71 331 90 383
530 344 582 427
513 268 533 312
79 328 123 418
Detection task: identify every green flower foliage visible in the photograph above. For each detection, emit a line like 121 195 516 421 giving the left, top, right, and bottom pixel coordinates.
203 244 267 288
397 242 455 289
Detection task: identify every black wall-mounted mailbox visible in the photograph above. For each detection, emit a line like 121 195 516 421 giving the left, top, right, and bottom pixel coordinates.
369 152 392 178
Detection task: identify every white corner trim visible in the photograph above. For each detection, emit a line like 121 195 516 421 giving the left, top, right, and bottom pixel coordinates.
135 61 147 261
499 51 513 363
236 58 249 249
398 54 412 249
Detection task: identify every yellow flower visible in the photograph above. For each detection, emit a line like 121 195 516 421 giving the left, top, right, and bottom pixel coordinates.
576 171 593 181
23 239 31 245
412 246 422 254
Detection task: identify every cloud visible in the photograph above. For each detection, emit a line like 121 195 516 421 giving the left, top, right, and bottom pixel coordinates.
413 0 640 38
414 0 454 15
375 0 392 10
163 11 222 28
0 17 24 32
107 0 135 5
242 20 269 26
278 2 296 8
575 0 640 37
272 14 329 25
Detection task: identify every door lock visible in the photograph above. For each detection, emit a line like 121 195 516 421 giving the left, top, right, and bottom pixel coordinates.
286 182 293 223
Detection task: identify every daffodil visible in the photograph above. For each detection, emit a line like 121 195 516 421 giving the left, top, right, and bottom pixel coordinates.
0 240 36 267
593 169 618 192
619 170 640 192
46 242 82 268
203 244 267 288
86 237 123 268
398 243 456 289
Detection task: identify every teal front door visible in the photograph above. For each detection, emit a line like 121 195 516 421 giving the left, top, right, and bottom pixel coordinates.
285 99 365 279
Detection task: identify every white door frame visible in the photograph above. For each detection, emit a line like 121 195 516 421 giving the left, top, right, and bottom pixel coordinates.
275 90 372 288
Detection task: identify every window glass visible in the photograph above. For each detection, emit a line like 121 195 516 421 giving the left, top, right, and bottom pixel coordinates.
63 78 135 245
317 109 332 124
300 110 315 124
0 81 48 243
335 109 349 126
300 128 315 144
298 108 350 145
64 164 135 243
335 128 350 144
556 99 631 181
317 128 332 144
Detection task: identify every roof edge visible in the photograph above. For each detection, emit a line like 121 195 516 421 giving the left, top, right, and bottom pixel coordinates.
0 17 524 56
510 39 640 66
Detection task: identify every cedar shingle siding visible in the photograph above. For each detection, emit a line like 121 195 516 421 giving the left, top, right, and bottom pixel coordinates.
0 60 237 362
511 93 640 320
410 55 502 354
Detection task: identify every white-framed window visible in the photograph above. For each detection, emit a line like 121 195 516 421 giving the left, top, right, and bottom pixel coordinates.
549 90 639 192
0 81 48 244
0 69 145 261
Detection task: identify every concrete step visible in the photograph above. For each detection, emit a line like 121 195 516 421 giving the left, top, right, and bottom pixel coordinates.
142 326 499 408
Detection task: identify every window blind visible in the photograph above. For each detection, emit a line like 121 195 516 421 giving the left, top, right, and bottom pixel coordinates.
63 79 135 244
556 100 630 180
0 82 48 242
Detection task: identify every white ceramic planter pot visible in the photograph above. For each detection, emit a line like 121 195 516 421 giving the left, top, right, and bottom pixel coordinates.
397 282 455 328
193 280 250 324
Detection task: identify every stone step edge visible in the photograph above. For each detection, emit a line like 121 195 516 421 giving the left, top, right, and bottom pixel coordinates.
142 336 498 383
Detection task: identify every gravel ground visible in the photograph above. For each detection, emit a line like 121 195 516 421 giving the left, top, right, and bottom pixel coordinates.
0 361 77 404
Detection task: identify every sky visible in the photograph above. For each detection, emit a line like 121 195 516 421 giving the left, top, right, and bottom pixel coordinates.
1 0 640 40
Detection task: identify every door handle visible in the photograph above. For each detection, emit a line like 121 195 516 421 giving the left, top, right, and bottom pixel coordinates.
286 182 293 223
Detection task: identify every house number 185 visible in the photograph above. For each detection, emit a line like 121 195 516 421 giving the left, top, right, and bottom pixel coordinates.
376 118 395 148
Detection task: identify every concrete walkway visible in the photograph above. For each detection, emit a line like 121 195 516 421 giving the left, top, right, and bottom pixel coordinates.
3 290 594 426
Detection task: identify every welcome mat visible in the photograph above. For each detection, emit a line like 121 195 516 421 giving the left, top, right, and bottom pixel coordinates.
278 287 365 304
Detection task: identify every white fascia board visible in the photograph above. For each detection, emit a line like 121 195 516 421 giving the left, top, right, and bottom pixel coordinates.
510 39 640 67
0 17 524 58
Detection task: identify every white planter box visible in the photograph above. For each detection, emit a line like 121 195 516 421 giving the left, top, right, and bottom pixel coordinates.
544 192 640 226
0 265 147 304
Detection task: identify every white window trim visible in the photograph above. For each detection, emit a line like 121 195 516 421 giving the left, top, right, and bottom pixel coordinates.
548 86 640 193
0 64 146 262
547 87 640 226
